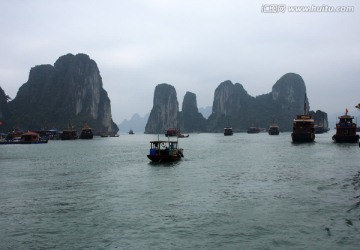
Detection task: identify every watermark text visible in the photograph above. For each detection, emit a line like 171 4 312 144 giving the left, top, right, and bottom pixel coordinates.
261 4 354 13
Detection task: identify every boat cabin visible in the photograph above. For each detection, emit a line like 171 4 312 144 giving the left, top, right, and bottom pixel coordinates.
332 113 359 143
21 131 41 142
147 140 184 162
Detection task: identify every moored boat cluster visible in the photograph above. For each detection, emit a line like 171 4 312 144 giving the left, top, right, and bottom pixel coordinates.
0 123 120 144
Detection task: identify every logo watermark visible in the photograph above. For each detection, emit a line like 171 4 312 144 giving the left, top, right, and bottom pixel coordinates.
261 4 355 13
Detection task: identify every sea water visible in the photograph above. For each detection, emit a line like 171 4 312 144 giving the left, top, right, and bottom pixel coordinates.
1 132 360 249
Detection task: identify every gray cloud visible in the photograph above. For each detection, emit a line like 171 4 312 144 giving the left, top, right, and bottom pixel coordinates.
1 0 359 123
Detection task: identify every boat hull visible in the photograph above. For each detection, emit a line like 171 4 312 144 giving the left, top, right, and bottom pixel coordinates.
291 132 315 143
0 140 48 145
332 134 359 143
268 129 279 135
147 154 182 162
269 131 279 135
224 128 233 136
79 133 93 139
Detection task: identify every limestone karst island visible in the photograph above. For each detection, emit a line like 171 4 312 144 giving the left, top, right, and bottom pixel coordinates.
0 53 328 136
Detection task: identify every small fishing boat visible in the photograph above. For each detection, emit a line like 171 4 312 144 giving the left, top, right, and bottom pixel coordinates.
177 133 189 138
128 129 134 135
147 139 184 162
79 124 93 139
332 109 359 143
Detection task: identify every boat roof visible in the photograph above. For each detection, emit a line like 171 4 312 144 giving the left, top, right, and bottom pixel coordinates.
293 118 314 122
293 114 314 122
338 115 354 119
22 131 40 136
150 140 178 143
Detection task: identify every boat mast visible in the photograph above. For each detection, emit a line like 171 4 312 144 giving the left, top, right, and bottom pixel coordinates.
304 93 309 115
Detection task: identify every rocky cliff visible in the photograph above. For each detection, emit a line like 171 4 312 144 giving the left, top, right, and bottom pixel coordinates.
0 87 9 125
206 73 312 131
7 53 118 133
145 73 325 133
179 91 207 132
206 80 256 132
144 83 179 134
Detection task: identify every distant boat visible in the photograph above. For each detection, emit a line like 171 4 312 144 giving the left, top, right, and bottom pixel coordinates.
224 127 233 136
332 109 359 143
291 94 315 143
128 129 134 135
177 133 189 138
268 124 280 135
314 125 329 134
224 119 233 136
165 128 178 137
60 127 78 140
247 127 260 134
147 138 184 162
79 124 93 139
165 128 189 138
314 116 329 134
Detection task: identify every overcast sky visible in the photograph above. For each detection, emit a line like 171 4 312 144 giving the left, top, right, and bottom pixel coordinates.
1 0 359 124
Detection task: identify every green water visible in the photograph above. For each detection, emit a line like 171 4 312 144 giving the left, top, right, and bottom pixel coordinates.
1 132 360 249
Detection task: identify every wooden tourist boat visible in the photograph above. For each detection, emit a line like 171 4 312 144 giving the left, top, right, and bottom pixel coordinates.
291 94 315 143
60 128 78 140
291 114 315 142
268 124 280 135
332 109 359 143
79 124 93 139
147 139 184 162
